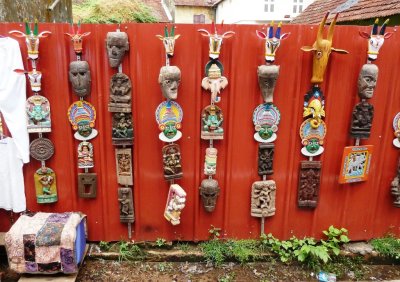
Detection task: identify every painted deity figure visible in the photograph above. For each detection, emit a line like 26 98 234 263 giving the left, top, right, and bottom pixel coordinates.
109 73 132 112
199 179 220 212
257 65 280 104
106 32 129 68
112 113 133 139
155 101 183 142
26 95 51 133
77 141 94 169
204 148 217 175
34 167 57 203
159 66 181 100
201 63 228 104
69 61 91 98
164 184 186 225
201 105 224 139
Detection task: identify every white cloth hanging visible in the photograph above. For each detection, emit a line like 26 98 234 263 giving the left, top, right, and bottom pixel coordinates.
0 37 29 163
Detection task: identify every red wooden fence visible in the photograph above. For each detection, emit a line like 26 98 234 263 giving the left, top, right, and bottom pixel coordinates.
0 23 399 242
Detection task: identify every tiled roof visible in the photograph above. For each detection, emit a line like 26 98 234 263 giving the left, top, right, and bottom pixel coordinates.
292 0 400 24
174 0 217 7
145 0 170 22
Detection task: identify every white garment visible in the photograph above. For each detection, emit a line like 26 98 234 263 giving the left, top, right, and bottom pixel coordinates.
0 37 29 163
0 137 26 212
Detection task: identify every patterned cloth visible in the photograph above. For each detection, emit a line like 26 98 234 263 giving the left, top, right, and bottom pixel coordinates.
5 212 85 274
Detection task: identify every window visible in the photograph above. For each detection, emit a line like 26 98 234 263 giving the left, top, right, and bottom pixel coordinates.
293 0 303 14
264 0 274 13
193 14 205 23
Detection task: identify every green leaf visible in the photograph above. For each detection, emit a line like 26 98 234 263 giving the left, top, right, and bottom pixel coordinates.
340 235 350 243
332 248 340 256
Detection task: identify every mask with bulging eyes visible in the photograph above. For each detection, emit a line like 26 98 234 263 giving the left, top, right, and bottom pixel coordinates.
69 61 91 98
106 32 129 68
199 178 220 212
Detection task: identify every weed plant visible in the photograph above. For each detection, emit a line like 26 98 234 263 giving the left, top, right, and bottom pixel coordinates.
371 234 400 260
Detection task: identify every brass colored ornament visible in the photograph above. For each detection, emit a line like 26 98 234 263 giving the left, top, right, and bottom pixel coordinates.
298 161 321 208
115 148 133 186
118 187 135 223
34 167 57 204
251 180 276 218
30 137 54 161
77 173 97 198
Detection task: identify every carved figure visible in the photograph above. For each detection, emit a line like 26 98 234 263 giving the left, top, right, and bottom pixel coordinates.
29 138 54 161
159 66 181 100
201 105 224 140
251 180 276 217
359 18 393 62
258 143 274 176
112 112 133 145
300 118 326 157
69 61 91 98
253 103 280 143
358 64 378 99
199 179 220 212
9 20 51 60
26 95 51 133
201 63 228 104
34 167 57 204
204 148 217 175
162 144 183 180
65 21 91 55
78 173 97 198
301 13 348 84
77 141 94 169
118 187 135 223
349 101 374 139
109 73 132 112
303 98 325 129
155 101 183 142
339 145 373 184
257 65 280 103
198 22 235 60
164 184 186 225
115 148 133 186
298 161 321 208
14 69 43 93
68 100 98 141
106 32 129 67
156 25 181 58
392 112 400 148
256 22 290 63
391 158 400 208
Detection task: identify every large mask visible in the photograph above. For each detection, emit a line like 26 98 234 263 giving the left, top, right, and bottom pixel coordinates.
69 61 91 98
358 64 378 99
257 65 280 103
106 32 129 68
159 66 181 100
200 179 220 212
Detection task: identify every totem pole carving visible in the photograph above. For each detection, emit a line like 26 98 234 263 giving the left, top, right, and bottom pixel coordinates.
340 19 391 184
198 22 234 213
65 22 99 199
10 21 57 204
155 26 186 225
106 26 135 235
299 13 348 206
251 22 287 233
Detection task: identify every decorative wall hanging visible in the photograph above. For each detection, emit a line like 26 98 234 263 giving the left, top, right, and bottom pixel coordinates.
391 114 400 206
340 19 392 185
299 13 347 206
65 22 98 202
156 26 186 225
106 26 134 236
198 22 234 213
252 22 288 234
10 21 56 204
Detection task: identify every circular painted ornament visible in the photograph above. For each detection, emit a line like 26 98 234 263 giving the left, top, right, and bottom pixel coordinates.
299 118 326 157
393 112 400 148
30 137 55 161
67 100 98 140
155 100 183 142
252 103 280 143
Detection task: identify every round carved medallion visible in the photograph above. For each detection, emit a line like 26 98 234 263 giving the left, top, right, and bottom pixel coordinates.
30 138 55 161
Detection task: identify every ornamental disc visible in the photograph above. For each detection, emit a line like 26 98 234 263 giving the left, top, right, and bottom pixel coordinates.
29 138 55 161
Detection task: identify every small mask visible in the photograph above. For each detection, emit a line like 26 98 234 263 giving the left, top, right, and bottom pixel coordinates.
156 25 181 58
159 66 181 100
358 64 378 99
257 65 280 104
69 61 91 98
106 32 129 68
200 178 220 212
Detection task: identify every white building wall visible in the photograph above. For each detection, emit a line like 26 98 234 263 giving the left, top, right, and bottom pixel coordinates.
216 0 315 24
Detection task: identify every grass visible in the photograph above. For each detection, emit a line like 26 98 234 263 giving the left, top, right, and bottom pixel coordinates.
371 234 400 260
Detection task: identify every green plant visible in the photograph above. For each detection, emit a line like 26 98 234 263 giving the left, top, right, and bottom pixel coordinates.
229 240 259 264
177 242 190 252
99 241 111 251
208 225 222 239
200 239 230 266
371 234 400 260
118 241 144 262
155 238 167 247
218 272 236 282
155 262 172 272
322 225 350 256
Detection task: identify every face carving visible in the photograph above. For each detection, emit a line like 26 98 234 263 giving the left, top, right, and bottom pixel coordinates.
69 61 91 98
198 23 235 60
358 64 378 99
200 179 220 212
106 32 129 68
159 66 181 100
257 65 280 103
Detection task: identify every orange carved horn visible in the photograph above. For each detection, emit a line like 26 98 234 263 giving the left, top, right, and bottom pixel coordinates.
327 13 339 42
317 12 329 44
